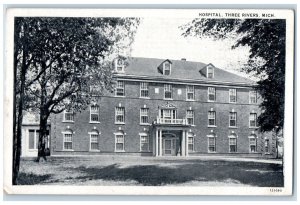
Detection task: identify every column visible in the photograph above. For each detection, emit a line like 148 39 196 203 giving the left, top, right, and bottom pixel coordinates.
182 130 186 156
185 130 189 157
155 128 158 156
159 129 163 156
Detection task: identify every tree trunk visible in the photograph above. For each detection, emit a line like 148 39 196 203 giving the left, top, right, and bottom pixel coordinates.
12 20 27 185
36 63 48 162
36 110 48 162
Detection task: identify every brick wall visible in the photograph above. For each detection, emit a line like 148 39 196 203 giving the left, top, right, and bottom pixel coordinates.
50 80 276 158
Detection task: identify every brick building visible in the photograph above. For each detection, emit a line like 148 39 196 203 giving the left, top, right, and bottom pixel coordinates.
49 57 277 158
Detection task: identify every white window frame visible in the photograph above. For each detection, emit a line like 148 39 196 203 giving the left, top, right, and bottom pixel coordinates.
228 135 237 153
139 133 150 152
62 131 73 151
264 139 270 154
186 110 194 125
229 112 237 127
208 111 216 127
63 110 74 122
249 136 257 153
28 129 39 150
229 88 237 103
140 82 149 98
187 132 195 152
207 135 216 153
89 131 100 151
164 84 173 100
249 90 257 104
114 132 125 152
140 108 150 125
207 66 214 78
186 85 195 101
115 58 125 72
249 113 258 128
115 107 125 124
208 87 216 102
163 62 171 75
89 104 100 123
115 80 125 97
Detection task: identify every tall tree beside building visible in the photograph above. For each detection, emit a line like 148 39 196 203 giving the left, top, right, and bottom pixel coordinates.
13 17 139 184
182 18 285 133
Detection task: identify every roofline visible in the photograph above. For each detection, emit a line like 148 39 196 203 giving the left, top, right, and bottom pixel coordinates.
114 74 257 88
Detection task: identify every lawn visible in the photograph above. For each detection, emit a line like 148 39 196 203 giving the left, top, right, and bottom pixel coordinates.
17 155 283 187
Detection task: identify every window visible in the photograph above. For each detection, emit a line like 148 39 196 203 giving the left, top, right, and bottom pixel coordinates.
186 110 194 125
140 82 149 98
90 132 99 151
249 90 257 104
64 110 74 122
115 81 125 96
115 132 125 152
63 131 73 150
186 85 195 100
161 109 176 120
229 137 237 152
115 107 125 124
116 58 124 72
265 139 270 153
207 66 214 78
249 113 257 128
208 87 216 101
140 134 149 152
90 105 100 122
208 111 216 126
188 133 194 152
28 129 39 150
29 129 50 150
140 108 149 124
229 89 237 103
249 137 257 153
208 136 216 152
163 62 171 75
229 112 237 127
164 84 172 99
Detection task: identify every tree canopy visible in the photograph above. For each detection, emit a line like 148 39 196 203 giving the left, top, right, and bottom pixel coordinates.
17 17 139 114
182 18 285 133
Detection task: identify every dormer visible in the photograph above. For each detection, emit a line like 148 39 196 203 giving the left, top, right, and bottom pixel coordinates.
158 59 172 76
114 57 125 73
200 63 215 78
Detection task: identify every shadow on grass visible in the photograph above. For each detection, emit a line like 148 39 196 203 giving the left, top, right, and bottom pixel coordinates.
73 160 283 187
17 172 52 185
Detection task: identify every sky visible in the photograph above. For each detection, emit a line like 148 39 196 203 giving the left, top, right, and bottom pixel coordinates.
130 17 251 78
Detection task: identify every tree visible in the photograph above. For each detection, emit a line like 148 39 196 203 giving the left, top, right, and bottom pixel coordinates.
13 17 139 184
13 18 39 185
182 18 285 133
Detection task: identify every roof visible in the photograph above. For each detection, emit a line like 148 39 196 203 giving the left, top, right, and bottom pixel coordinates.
117 57 254 86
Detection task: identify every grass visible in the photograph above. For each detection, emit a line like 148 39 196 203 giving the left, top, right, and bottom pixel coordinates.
17 155 283 186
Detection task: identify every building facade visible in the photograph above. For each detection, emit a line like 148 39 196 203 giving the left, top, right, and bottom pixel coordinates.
21 112 50 157
49 57 277 158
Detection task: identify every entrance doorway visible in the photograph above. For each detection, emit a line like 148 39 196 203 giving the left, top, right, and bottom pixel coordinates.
162 133 180 156
163 139 176 155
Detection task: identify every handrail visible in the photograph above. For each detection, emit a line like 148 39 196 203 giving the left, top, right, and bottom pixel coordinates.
156 117 188 125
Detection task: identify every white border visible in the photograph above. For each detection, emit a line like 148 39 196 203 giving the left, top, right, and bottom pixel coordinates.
3 8 294 196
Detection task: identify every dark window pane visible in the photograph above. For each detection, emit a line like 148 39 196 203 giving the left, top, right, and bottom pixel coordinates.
29 130 35 149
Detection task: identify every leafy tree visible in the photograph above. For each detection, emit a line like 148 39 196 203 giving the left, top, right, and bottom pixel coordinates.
13 17 139 184
182 18 285 133
13 17 40 185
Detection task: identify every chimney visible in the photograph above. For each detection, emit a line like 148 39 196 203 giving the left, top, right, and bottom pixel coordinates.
181 58 186 61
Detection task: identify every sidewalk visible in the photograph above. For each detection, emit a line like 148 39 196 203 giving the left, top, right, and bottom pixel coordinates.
47 154 283 165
